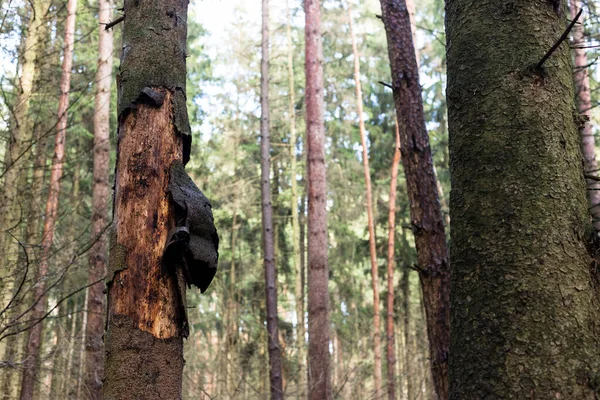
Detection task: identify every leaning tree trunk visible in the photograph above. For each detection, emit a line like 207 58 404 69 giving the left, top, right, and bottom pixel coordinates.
84 0 113 397
386 123 400 400
570 0 600 230
18 0 77 397
446 1 600 398
347 5 382 396
103 0 218 398
379 0 450 397
260 0 284 397
305 0 332 398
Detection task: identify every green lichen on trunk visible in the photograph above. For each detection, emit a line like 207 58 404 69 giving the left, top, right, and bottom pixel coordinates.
446 1 600 398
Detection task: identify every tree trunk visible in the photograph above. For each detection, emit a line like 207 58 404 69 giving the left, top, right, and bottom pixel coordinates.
347 5 382 396
305 0 331 398
570 0 600 229
84 0 113 397
401 268 414 400
260 0 284 397
103 0 217 397
76 289 89 400
0 0 50 369
18 0 77 397
287 1 306 397
379 1 450 397
386 123 400 400
446 1 600 397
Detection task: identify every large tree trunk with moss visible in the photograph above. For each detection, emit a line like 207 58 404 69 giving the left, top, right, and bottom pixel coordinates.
260 0 284 397
18 0 77 397
305 0 331 398
570 0 600 229
103 0 218 397
446 1 600 398
379 0 450 397
84 0 113 397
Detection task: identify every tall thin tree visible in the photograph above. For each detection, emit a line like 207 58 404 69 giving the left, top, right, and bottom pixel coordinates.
260 0 284 397
19 0 78 398
446 1 600 397
84 0 114 397
386 123 401 400
347 3 382 395
305 0 331 398
102 0 218 397
379 0 450 397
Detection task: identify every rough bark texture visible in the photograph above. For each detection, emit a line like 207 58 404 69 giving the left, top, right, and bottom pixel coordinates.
84 0 113 397
305 0 331 398
18 0 77 397
446 1 600 398
348 6 382 396
379 0 450 397
571 0 600 229
260 0 284 397
103 0 213 397
386 123 400 400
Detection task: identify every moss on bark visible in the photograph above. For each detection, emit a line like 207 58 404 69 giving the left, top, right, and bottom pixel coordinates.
446 1 600 398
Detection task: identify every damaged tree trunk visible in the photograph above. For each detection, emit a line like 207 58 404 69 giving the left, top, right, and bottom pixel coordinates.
379 0 450 398
103 0 218 398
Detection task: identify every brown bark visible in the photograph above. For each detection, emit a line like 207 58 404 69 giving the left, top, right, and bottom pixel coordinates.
103 0 215 396
84 0 113 397
305 0 331 398
260 0 284 397
386 123 400 400
18 0 77 397
379 0 450 398
401 267 414 400
570 0 600 228
347 5 382 396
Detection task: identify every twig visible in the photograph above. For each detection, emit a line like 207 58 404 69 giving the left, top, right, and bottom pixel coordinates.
103 15 125 30
536 8 583 70
585 173 600 181
378 81 393 89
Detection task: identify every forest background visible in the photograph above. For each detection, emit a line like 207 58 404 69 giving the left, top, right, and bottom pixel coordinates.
1 0 599 398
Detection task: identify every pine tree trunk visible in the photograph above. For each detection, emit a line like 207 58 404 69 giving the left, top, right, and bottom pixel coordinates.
570 0 600 229
379 0 450 397
446 1 600 397
401 268 414 400
103 0 217 397
76 289 89 399
260 0 284 397
347 5 382 396
18 0 77 397
386 123 400 400
305 0 331 398
84 1 113 397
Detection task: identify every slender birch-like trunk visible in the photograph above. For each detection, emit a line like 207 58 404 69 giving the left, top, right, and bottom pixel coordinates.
260 0 284 397
84 1 113 397
18 0 77 397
